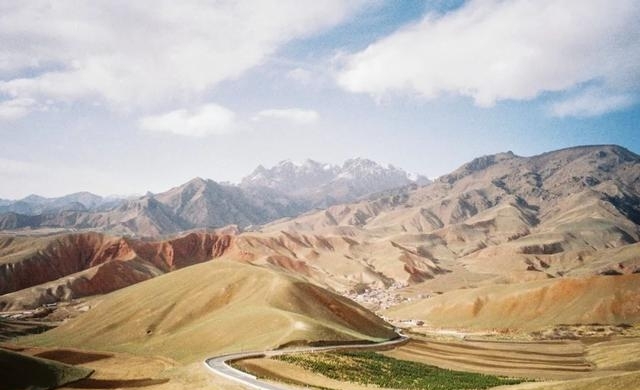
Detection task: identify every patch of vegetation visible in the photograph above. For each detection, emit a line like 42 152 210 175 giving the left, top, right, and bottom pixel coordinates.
275 351 526 390
0 348 93 390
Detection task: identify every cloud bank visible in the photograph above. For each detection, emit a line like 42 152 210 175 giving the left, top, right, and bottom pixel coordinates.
0 1 360 117
139 104 236 137
337 0 640 115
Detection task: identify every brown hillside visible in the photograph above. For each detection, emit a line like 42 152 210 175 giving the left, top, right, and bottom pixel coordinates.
0 231 234 310
258 146 639 288
2 145 639 333
386 274 640 330
226 229 447 291
22 261 396 363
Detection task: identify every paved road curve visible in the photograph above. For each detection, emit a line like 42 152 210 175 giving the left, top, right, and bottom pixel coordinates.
204 333 409 390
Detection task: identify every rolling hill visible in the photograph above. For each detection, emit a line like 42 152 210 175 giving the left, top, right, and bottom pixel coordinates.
21 261 396 363
386 274 640 330
0 230 234 310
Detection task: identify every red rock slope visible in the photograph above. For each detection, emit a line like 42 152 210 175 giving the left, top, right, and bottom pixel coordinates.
0 231 234 310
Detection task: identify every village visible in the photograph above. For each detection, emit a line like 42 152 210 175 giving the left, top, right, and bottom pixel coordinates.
344 282 426 328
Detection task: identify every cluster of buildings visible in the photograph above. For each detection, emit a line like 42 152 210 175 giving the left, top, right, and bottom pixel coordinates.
344 281 411 311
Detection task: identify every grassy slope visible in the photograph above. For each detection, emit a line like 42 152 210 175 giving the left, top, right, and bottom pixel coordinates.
0 348 93 390
21 261 395 363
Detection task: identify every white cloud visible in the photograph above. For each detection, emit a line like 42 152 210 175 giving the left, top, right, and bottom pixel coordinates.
0 98 36 120
254 108 319 125
551 89 635 118
337 0 640 114
139 104 236 137
0 1 361 112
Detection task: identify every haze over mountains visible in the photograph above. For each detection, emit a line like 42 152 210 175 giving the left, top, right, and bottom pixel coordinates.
0 192 125 216
0 158 428 236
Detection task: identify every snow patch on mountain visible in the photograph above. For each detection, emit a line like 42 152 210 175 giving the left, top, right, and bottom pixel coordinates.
240 157 430 206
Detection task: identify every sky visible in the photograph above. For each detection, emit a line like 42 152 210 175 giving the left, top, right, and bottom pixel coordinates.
0 0 639 199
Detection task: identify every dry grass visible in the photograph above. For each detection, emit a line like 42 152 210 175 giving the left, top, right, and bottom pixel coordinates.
383 336 592 380
20 260 394 363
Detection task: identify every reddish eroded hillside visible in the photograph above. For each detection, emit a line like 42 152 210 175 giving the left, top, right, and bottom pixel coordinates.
128 232 233 272
0 233 136 295
0 231 235 308
229 230 448 292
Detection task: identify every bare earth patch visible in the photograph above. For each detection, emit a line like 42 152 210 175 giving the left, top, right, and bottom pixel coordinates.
236 357 398 390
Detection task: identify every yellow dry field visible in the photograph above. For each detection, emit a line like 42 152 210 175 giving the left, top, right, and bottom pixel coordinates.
384 337 593 380
236 357 397 390
233 336 640 390
383 336 640 390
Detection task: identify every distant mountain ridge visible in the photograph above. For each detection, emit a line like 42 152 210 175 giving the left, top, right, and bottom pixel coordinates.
1 146 637 241
0 192 124 215
0 157 428 236
0 179 304 236
269 145 640 233
240 157 430 207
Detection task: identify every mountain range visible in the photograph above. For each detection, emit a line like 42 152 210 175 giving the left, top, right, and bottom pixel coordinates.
2 145 639 329
0 192 125 215
241 157 429 206
0 158 428 236
2 145 640 390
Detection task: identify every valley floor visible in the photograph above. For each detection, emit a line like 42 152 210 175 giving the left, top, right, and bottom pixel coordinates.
2 330 640 390
233 334 640 390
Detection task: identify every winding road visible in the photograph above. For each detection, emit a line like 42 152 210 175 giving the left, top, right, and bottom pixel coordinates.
204 333 409 390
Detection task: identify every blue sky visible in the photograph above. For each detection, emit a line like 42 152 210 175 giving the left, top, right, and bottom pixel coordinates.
0 1 638 198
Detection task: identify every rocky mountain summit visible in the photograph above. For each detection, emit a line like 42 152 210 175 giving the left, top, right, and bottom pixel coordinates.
241 157 429 206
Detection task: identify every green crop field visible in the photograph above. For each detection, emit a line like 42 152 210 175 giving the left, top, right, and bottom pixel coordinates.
275 351 527 390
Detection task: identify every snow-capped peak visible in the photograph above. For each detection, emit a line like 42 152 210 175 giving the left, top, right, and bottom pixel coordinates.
240 157 428 203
